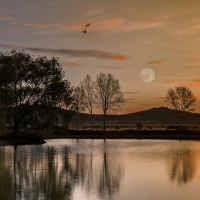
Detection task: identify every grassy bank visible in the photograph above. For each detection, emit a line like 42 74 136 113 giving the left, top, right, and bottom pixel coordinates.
43 129 200 140
1 129 200 146
0 131 46 146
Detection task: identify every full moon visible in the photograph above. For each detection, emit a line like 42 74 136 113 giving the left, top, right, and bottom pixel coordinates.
139 68 155 82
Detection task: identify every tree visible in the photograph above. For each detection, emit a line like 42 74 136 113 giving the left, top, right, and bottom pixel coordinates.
165 86 196 128
80 75 95 130
95 73 124 132
0 50 73 137
0 104 6 135
72 86 85 130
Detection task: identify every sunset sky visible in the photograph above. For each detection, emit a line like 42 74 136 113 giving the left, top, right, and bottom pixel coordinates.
1 0 200 114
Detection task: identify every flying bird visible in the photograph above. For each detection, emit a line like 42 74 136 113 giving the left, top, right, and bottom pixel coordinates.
85 23 91 27
82 29 87 33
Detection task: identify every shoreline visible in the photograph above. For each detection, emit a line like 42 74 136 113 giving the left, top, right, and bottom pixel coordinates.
44 133 200 140
45 129 200 140
1 130 200 146
0 137 46 146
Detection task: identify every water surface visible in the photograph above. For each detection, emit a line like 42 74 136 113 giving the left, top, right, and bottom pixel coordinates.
1 139 200 200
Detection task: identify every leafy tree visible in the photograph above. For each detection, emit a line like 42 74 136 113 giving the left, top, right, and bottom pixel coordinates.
165 86 196 128
95 73 124 131
80 75 95 130
0 50 73 137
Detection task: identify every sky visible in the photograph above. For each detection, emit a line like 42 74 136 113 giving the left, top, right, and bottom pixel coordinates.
1 0 200 114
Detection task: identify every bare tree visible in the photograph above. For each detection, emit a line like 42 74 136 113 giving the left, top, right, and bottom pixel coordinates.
80 75 95 130
95 73 124 132
72 86 85 130
165 86 196 128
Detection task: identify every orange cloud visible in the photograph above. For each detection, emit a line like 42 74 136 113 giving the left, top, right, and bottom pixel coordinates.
75 24 87 30
148 60 164 64
99 19 123 29
112 55 129 60
188 79 200 88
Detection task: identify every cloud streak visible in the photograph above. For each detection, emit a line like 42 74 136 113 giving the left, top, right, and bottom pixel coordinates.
83 8 105 17
166 73 199 77
164 79 200 88
97 66 127 69
0 15 12 21
183 65 200 69
22 23 64 29
0 44 129 60
73 18 165 32
148 60 164 64
61 62 83 67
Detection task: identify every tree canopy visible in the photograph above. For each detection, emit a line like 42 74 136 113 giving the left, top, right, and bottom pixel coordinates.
165 86 196 128
0 50 73 136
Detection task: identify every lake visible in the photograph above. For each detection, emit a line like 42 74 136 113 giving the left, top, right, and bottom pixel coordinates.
1 139 200 200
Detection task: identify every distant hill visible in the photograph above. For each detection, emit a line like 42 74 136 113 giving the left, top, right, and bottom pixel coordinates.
70 107 200 125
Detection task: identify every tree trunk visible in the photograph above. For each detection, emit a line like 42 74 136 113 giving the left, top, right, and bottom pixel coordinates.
103 113 106 132
13 126 18 138
76 111 79 130
91 113 94 131
179 115 182 130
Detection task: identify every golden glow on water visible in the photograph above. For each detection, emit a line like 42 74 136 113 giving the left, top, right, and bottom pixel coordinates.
1 139 200 200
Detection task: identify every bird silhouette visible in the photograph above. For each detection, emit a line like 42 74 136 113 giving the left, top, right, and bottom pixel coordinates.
85 23 91 27
82 29 87 33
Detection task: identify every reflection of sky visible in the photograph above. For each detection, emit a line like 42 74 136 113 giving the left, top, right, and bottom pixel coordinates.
1 0 200 113
1 139 200 199
45 139 200 200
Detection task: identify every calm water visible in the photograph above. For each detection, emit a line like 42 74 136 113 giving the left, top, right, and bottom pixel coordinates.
1 139 200 200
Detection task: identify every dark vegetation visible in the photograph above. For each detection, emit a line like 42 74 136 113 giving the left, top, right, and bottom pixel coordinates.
0 50 74 142
44 129 200 140
0 50 125 143
0 50 199 144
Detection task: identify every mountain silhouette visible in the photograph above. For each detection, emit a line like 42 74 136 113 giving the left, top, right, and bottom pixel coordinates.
70 107 200 125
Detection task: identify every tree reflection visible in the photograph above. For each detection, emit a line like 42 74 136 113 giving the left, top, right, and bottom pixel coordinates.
98 141 123 199
85 152 94 194
13 145 72 200
0 147 14 200
167 147 196 184
0 141 124 200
